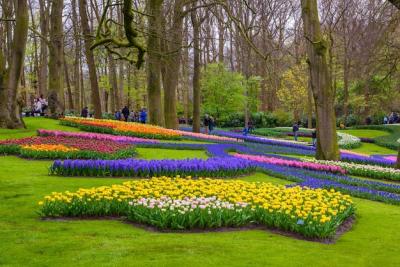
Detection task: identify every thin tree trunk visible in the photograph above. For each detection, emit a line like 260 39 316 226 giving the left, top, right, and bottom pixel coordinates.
301 0 339 160
108 53 117 112
63 54 74 110
146 0 164 125
79 0 102 118
191 8 201 133
71 0 80 112
38 0 49 96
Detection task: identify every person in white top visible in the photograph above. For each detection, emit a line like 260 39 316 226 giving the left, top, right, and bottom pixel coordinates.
34 98 42 116
38 94 48 113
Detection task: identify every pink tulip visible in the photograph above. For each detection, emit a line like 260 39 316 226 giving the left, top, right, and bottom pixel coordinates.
233 153 346 174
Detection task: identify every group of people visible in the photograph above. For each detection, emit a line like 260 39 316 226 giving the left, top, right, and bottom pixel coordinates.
114 106 147 123
32 95 48 116
384 112 400 124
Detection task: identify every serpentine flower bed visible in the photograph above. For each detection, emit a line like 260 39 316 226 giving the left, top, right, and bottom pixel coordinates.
38 177 355 239
302 158 400 181
49 157 256 178
0 135 137 159
60 117 240 143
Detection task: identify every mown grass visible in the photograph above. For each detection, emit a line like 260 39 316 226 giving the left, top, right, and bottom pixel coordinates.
1 156 400 266
338 129 389 138
0 117 80 140
349 143 397 155
136 147 209 159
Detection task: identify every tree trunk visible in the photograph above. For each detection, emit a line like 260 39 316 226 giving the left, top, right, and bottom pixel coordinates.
63 54 74 110
79 0 102 118
71 0 80 112
307 74 313 128
163 0 184 129
146 0 164 125
397 146 400 169
301 0 339 160
191 8 201 133
48 0 64 117
2 0 29 128
108 53 118 112
38 0 49 96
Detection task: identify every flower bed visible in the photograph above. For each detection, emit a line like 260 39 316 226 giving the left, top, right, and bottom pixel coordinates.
38 177 355 238
38 129 158 144
340 152 395 167
49 157 256 177
61 117 241 143
0 135 136 159
337 132 361 149
60 117 182 140
233 153 346 174
303 158 400 181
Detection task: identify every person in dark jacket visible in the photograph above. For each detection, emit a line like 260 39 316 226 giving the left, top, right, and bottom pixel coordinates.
292 122 299 141
122 106 130 122
208 116 215 133
312 129 317 147
140 108 147 123
81 107 88 118
203 114 210 134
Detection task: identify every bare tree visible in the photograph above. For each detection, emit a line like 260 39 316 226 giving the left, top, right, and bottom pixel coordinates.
301 0 339 160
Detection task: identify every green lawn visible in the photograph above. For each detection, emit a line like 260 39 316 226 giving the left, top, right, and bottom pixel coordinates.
348 142 397 155
1 118 400 266
0 117 80 140
1 156 400 266
136 147 208 159
339 129 389 138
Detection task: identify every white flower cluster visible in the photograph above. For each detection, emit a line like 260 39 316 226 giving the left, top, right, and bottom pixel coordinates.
337 132 361 149
128 196 248 214
303 158 400 181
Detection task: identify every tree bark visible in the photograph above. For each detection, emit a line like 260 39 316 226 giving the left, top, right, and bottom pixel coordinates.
71 0 80 112
79 0 102 118
1 0 29 128
191 8 201 133
38 0 49 96
163 0 184 129
48 0 64 116
301 0 339 160
146 0 164 125
108 53 118 112
63 54 74 110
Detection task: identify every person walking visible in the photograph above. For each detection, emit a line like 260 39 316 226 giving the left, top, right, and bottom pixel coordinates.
122 106 130 122
140 108 147 124
248 118 254 133
292 122 299 141
312 129 317 147
384 116 388 124
203 114 210 134
81 107 88 118
208 116 215 133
